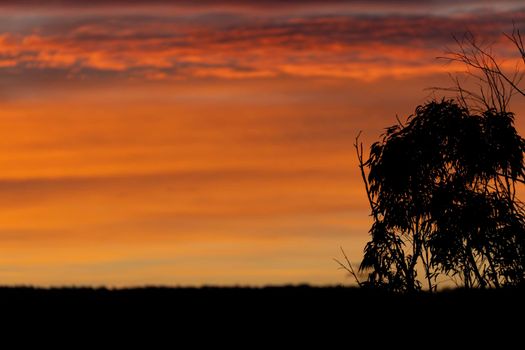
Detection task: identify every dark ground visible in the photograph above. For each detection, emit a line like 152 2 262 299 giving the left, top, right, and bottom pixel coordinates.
1 285 523 345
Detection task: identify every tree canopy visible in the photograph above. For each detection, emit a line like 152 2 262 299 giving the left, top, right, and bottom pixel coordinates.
357 100 525 291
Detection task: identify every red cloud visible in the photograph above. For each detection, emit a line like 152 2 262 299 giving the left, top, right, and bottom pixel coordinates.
0 8 523 80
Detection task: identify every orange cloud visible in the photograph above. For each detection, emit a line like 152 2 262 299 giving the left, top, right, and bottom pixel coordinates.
0 8 523 81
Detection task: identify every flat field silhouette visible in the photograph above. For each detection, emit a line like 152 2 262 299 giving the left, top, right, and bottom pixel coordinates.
0 285 522 348
1 285 522 330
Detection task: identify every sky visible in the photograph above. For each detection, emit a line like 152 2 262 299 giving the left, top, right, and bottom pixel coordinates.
0 0 524 286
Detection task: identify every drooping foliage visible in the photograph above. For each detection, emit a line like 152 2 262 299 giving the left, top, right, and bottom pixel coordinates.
359 100 525 291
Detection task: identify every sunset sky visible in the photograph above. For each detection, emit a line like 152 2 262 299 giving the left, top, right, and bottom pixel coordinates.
0 0 524 286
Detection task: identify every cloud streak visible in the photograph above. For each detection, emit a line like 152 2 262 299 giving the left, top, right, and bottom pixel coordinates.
0 6 523 81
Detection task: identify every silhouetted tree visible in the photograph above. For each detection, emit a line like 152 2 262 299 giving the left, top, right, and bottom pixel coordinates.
357 100 525 291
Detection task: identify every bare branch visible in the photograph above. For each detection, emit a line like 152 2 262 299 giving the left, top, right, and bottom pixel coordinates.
355 131 376 215
334 247 362 287
435 29 525 113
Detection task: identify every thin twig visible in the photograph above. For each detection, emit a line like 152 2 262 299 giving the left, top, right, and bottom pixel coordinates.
334 246 362 287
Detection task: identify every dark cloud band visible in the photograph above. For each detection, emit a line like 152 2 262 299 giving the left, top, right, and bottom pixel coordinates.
0 2 523 81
